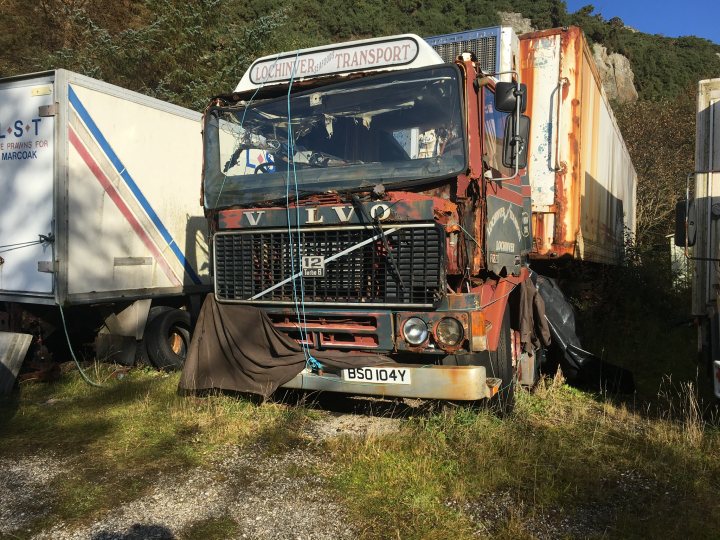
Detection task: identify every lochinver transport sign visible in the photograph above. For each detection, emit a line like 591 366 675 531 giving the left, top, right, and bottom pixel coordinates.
235 35 443 93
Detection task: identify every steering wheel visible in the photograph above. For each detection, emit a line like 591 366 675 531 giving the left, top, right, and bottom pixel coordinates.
254 162 274 174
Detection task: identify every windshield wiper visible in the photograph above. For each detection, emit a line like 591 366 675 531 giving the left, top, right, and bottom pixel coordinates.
351 194 405 291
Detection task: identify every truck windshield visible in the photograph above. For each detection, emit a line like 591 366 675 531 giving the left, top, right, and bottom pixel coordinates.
203 65 466 209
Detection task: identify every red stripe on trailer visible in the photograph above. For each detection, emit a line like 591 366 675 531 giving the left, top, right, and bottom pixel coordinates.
68 126 182 287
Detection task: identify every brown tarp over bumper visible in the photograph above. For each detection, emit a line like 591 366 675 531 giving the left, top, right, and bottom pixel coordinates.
179 295 392 398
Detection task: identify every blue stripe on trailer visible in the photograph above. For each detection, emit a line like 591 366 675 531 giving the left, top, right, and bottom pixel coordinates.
68 85 202 285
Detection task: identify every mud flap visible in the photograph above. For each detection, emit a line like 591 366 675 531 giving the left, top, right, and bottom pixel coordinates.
0 332 32 394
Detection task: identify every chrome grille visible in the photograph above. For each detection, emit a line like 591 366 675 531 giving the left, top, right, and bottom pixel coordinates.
214 224 444 306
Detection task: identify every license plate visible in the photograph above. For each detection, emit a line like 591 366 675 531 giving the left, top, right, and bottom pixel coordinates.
342 366 411 385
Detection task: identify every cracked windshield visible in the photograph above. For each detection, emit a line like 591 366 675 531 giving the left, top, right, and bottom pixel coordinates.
204 65 466 208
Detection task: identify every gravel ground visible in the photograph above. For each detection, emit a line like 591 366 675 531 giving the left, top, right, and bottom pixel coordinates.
0 412 391 540
0 454 65 536
26 445 358 540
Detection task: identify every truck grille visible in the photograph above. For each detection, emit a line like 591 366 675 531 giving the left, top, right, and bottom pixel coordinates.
214 224 444 307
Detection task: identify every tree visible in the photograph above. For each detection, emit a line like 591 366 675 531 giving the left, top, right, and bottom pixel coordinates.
615 89 696 246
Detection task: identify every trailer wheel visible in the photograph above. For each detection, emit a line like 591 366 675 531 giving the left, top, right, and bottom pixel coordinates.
144 309 191 371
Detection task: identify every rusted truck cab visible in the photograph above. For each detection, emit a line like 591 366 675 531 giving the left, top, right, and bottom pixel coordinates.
201 29 536 404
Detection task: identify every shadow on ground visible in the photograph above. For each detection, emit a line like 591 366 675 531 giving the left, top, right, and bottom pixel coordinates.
92 523 174 540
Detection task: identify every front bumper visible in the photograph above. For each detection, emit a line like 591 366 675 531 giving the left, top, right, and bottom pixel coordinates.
281 364 501 400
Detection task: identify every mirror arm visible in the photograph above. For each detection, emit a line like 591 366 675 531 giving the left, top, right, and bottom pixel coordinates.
683 172 720 261
486 70 522 183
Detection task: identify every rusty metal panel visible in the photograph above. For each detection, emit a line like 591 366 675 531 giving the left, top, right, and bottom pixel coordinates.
520 27 637 264
520 33 561 210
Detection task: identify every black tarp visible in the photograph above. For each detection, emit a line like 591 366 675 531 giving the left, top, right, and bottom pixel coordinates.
179 294 392 398
535 274 634 393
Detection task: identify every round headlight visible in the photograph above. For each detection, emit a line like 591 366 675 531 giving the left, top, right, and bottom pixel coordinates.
435 317 464 347
402 317 428 345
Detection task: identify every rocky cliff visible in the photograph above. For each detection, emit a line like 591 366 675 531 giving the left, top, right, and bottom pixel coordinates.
499 12 638 104
592 43 639 104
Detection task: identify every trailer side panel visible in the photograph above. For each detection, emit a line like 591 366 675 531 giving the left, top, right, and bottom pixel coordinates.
64 78 209 303
520 27 637 264
0 69 211 306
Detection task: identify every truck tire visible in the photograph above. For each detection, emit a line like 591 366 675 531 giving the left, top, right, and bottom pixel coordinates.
488 310 515 413
447 309 515 413
144 308 191 371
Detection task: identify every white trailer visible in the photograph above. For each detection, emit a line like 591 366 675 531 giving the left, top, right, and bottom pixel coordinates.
0 69 210 381
519 27 637 265
681 78 720 399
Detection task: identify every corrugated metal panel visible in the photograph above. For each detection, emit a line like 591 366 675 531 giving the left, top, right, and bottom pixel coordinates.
520 27 637 264
425 26 518 82
426 27 501 72
0 331 32 394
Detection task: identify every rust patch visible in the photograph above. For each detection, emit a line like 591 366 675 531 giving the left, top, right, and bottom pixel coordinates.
521 26 594 261
470 270 527 351
218 209 244 229
459 59 483 193
387 190 456 217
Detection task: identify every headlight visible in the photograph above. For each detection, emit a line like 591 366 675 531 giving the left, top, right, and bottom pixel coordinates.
402 317 428 345
435 317 464 347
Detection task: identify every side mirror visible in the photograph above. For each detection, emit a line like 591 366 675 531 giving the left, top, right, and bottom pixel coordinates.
495 82 527 113
502 114 530 170
675 198 696 247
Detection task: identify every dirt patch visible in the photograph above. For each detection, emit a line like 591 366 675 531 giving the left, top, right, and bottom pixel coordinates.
306 412 402 440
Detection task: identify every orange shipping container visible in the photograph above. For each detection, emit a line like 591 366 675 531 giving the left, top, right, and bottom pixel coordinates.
519 27 637 265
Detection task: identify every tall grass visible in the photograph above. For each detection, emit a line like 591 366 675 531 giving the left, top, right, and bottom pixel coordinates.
325 378 720 539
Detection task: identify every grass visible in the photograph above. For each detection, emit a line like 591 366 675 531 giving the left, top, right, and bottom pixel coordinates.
1 365 718 539
325 378 720 539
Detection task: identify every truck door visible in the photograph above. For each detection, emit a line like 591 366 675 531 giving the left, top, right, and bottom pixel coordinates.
481 86 531 275
0 74 55 298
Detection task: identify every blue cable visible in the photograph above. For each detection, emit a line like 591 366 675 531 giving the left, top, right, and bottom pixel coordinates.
219 50 321 372
285 52 321 371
